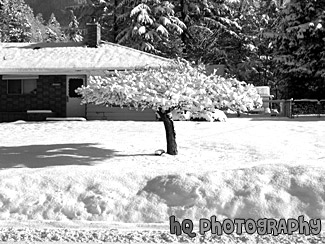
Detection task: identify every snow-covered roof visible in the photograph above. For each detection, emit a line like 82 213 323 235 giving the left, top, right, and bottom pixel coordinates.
0 42 173 75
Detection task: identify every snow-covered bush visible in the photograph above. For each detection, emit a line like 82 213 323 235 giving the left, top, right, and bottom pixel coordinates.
172 110 191 121
159 109 227 122
191 109 227 122
77 60 262 154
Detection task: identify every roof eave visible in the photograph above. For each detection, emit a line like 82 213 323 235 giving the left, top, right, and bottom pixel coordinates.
0 65 172 75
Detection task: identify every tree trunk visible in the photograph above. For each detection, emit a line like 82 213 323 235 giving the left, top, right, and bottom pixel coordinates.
159 111 178 155
113 0 118 43
179 0 189 53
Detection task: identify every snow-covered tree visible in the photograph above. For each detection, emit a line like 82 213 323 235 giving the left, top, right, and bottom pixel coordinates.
72 0 186 55
273 0 325 98
116 0 186 54
77 61 262 155
66 10 84 42
0 0 33 42
178 0 243 64
45 13 67 42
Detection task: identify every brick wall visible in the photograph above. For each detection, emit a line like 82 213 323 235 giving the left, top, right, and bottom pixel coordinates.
0 75 67 122
86 22 101 48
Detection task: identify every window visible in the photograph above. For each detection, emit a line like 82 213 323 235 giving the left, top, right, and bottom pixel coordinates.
7 79 37 95
68 78 83 98
7 79 22 94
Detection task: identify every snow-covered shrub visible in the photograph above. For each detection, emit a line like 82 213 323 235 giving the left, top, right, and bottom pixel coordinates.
191 109 227 122
172 110 191 121
157 109 227 122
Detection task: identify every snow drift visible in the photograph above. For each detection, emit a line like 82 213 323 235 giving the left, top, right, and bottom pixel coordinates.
0 119 324 223
0 165 324 223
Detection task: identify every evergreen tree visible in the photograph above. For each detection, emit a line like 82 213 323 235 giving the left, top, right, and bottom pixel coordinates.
69 0 117 42
230 0 283 87
0 0 33 42
181 0 243 65
66 10 83 42
115 0 186 55
72 0 186 55
45 13 67 42
0 0 67 43
273 0 325 98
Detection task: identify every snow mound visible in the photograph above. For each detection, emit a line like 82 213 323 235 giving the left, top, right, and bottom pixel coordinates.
0 165 324 222
138 174 204 207
0 119 324 223
11 120 27 124
134 165 325 221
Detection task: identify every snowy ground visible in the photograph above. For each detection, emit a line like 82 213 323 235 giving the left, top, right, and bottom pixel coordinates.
0 117 325 224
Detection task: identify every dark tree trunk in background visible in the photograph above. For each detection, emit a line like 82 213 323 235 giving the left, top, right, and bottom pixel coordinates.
157 110 178 155
112 0 118 43
179 0 189 53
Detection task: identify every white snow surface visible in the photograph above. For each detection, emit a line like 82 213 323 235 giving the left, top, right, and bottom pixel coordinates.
0 118 325 223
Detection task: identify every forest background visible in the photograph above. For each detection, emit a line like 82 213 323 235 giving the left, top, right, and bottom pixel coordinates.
0 0 324 99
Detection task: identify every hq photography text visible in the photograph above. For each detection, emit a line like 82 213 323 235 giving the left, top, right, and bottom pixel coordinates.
169 215 321 237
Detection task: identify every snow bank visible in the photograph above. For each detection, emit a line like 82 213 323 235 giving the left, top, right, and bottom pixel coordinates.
0 119 324 223
0 165 324 223
134 164 325 222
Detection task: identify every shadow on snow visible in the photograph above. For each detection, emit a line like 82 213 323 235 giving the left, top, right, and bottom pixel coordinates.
0 143 116 169
0 143 159 169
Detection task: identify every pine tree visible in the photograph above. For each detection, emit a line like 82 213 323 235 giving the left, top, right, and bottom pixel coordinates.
115 0 186 55
45 12 67 42
273 0 325 98
0 0 33 42
66 10 83 42
0 0 63 42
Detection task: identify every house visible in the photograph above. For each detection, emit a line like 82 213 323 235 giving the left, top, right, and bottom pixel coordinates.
0 21 173 122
